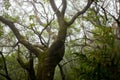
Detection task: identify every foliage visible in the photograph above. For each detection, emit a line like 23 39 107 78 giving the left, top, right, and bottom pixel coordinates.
3 0 11 10
0 0 120 80
0 23 4 36
73 18 120 80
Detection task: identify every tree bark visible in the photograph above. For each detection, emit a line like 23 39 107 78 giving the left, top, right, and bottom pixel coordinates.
36 17 67 80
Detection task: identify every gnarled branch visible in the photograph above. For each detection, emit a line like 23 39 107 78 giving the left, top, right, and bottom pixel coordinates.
50 0 61 17
61 0 67 16
67 0 94 26
0 16 41 57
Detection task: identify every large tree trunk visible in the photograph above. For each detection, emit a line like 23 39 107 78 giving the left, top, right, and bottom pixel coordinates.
36 16 67 80
37 40 65 80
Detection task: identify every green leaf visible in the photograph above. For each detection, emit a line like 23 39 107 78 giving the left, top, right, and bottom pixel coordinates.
0 23 4 36
3 13 20 22
29 15 36 20
29 23 36 28
43 0 49 3
4 0 11 10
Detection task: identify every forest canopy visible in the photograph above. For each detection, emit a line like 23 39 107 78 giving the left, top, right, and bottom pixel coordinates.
0 0 120 80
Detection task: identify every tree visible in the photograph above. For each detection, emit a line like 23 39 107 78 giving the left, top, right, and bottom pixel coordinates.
68 0 120 80
0 0 94 80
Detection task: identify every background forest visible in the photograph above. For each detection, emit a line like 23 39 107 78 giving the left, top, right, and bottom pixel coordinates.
0 0 120 80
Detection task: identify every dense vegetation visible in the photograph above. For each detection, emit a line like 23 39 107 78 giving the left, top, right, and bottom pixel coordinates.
0 0 120 80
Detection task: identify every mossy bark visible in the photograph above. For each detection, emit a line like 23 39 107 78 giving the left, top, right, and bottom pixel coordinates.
36 17 67 80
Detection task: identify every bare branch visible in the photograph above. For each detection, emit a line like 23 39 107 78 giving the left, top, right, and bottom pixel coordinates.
50 0 61 17
97 3 120 27
67 0 93 26
40 17 55 36
61 0 67 16
31 1 43 25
